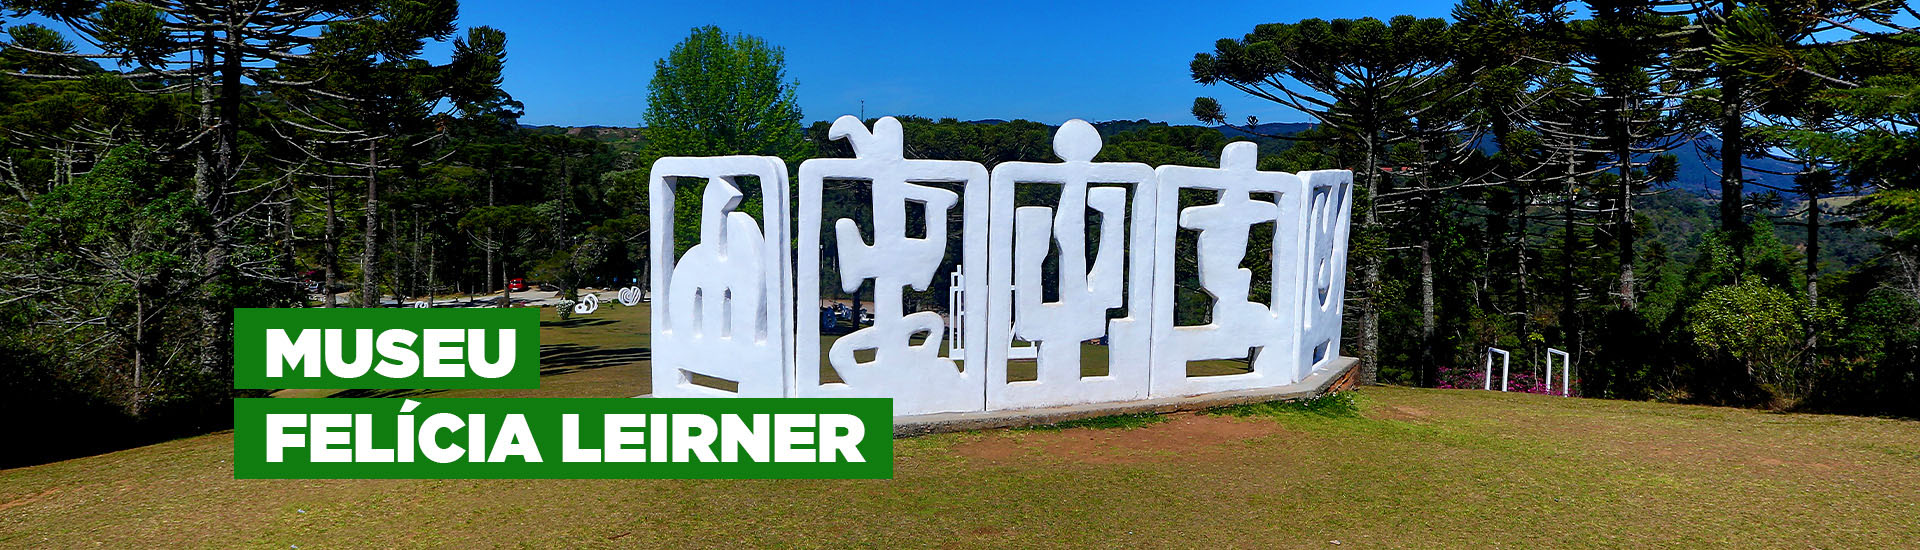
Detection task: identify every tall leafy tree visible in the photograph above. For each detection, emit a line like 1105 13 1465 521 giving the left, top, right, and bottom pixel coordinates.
641 25 806 263
643 25 805 161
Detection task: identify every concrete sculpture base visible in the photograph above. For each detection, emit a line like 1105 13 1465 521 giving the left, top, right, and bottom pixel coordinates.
891 355 1358 437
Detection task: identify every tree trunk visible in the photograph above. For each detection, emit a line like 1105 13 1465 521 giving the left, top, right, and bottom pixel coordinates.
1804 194 1820 376
486 175 496 295
1615 96 1637 312
1420 238 1436 387
1562 160 1583 395
1358 129 1382 385
360 141 379 307
325 176 338 308
1718 0 1748 255
1720 69 1746 245
194 28 242 375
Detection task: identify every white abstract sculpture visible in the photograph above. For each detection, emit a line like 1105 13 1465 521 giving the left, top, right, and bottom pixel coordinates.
1484 347 1510 392
649 156 793 398
617 286 641 307
796 116 989 415
1148 142 1304 398
1544 347 1571 396
572 292 599 315
985 120 1157 408
647 115 1354 416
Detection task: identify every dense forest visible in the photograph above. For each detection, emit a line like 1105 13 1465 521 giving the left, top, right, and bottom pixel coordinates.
1 1 1916 467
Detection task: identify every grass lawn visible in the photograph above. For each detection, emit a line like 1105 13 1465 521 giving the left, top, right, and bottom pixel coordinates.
272 303 654 400
6 375 1920 546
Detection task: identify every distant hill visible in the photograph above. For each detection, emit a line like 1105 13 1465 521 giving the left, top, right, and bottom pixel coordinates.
1663 137 1800 198
523 119 1793 198
1214 122 1317 140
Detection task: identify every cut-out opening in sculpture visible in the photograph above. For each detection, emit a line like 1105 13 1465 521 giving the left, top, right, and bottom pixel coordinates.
1012 182 1064 302
720 289 733 338
904 198 926 239
1005 179 1140 382
815 178 970 384
691 288 704 337
1087 182 1133 296
1310 187 1336 307
682 369 741 394
1240 193 1281 307
1083 182 1135 380
1007 353 1039 382
661 174 767 258
1186 346 1259 378
1173 187 1235 328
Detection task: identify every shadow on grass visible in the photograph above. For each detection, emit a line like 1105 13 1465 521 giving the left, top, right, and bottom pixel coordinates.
541 317 619 328
539 343 649 377
326 388 448 399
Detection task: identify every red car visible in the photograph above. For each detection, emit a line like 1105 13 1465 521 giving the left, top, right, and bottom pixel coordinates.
507 278 527 292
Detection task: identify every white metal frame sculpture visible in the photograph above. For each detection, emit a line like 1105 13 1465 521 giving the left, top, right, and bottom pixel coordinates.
649 156 794 399
1484 347 1510 392
649 116 1354 416
1544 347 1571 396
796 116 990 415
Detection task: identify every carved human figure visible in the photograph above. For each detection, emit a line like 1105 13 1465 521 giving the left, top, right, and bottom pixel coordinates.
649 156 792 398
986 120 1156 408
1149 142 1304 398
797 116 989 415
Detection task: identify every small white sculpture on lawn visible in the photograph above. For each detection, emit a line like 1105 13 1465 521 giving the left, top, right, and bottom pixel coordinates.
796 116 989 415
985 120 1157 408
572 293 599 315
649 156 793 398
617 286 641 307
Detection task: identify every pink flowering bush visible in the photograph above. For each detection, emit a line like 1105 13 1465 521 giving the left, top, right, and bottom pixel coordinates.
1437 365 1580 397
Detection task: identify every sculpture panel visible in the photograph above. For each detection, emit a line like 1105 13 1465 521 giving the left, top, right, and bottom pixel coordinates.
985 120 1157 409
1148 142 1304 398
648 156 793 398
1296 170 1354 381
796 117 990 416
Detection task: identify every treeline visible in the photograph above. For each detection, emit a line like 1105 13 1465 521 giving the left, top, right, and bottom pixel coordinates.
1187 0 1919 412
0 1 647 466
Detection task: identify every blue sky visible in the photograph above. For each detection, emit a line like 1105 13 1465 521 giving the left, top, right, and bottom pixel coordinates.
9 0 1457 126
453 0 1457 127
